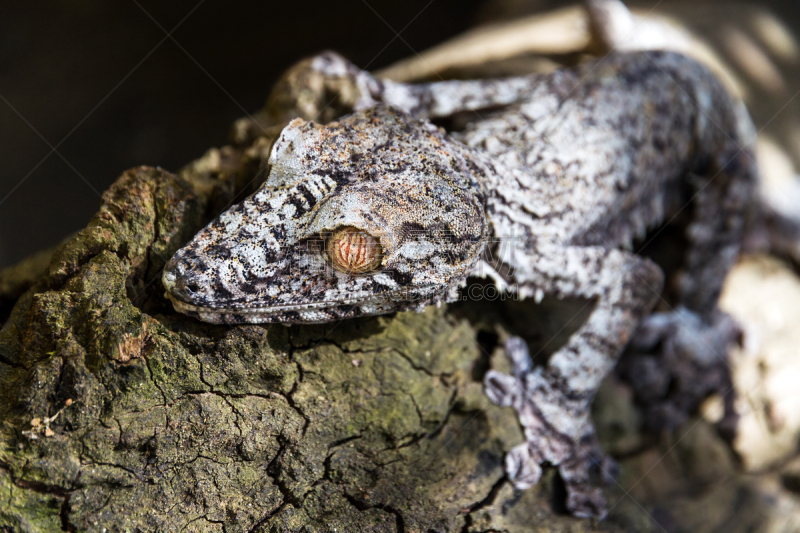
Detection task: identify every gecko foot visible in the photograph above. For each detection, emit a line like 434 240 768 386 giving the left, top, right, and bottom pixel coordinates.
484 337 617 518
620 307 741 437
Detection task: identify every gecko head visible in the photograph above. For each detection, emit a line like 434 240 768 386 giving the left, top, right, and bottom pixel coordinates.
163 105 488 324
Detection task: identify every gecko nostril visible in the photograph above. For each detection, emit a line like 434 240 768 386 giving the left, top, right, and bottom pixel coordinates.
184 282 200 294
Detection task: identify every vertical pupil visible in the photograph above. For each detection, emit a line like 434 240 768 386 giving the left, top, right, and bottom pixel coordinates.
327 226 382 273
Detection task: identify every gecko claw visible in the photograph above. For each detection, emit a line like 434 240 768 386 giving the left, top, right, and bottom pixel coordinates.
484 370 521 407
506 443 543 489
504 336 533 376
620 308 740 434
484 336 613 518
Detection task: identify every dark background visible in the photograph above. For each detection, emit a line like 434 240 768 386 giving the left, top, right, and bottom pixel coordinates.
0 0 486 268
3 0 800 269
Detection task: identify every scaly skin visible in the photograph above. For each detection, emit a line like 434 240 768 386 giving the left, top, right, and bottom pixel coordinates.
163 50 757 517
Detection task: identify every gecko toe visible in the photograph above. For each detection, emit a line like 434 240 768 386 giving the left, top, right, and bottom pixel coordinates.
620 307 740 434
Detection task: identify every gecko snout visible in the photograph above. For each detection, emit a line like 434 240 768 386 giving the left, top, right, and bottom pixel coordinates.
162 258 205 303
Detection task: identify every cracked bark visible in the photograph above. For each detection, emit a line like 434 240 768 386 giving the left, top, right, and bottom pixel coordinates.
0 92 757 533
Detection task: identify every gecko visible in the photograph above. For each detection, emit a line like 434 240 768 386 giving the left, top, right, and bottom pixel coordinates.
161 49 757 517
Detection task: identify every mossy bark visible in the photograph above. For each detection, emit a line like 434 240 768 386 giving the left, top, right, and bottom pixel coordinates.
0 109 774 532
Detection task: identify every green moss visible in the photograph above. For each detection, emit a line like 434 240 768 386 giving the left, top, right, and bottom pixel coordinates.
0 470 64 533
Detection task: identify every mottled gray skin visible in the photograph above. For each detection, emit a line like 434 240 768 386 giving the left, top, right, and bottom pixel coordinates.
163 51 757 518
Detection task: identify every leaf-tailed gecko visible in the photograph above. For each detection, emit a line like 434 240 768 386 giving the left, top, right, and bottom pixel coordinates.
161 49 757 517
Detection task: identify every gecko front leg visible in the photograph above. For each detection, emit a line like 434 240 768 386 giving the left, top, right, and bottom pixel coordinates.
265 49 550 125
485 246 663 517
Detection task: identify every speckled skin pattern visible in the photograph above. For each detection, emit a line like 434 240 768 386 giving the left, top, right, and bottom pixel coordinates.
163 51 757 517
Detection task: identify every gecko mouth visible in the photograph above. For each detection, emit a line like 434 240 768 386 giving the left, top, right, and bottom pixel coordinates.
162 268 443 322
163 288 428 316
161 254 447 324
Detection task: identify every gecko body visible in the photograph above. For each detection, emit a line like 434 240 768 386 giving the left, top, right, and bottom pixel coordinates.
163 50 756 517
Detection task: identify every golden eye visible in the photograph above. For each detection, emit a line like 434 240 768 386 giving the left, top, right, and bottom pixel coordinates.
326 226 383 274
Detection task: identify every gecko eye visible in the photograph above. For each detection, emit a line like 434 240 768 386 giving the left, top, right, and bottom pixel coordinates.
325 226 383 274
